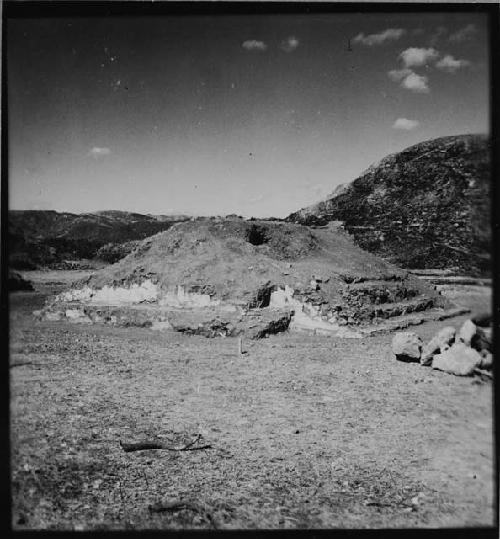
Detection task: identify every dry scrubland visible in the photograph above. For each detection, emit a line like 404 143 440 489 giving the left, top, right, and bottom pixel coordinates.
10 272 495 530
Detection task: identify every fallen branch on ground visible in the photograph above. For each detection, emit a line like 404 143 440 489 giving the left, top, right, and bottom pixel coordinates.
364 500 393 507
120 434 212 453
10 362 41 369
149 500 200 513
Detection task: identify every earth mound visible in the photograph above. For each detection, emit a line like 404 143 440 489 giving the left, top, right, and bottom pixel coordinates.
38 219 462 338
287 134 491 276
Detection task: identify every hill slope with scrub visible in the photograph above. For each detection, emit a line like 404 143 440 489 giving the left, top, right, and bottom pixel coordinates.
287 134 491 275
8 210 190 269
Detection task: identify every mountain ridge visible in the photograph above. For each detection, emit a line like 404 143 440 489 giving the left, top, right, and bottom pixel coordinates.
8 210 191 269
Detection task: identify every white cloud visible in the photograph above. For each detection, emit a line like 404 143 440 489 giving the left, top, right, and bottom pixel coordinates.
88 147 111 158
388 69 430 93
280 36 300 53
449 24 477 43
401 71 429 93
393 118 420 130
242 40 267 52
352 28 406 46
399 47 439 68
435 54 470 73
388 68 413 82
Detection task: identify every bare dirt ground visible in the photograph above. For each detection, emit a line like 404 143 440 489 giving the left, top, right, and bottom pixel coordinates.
9 271 495 530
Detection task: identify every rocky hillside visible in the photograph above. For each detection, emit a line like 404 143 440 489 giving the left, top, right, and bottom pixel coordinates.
287 134 491 276
8 210 190 269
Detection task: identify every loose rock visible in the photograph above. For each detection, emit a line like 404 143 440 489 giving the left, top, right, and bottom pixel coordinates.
458 319 477 347
432 342 482 376
479 350 493 370
392 332 423 362
65 309 92 324
420 326 456 366
471 326 492 354
44 311 63 322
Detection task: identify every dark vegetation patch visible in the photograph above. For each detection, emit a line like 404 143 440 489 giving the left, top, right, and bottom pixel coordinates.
246 224 270 246
96 241 141 263
8 210 190 269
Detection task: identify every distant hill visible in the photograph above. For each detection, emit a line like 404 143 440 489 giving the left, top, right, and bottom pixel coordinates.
287 134 491 276
8 210 190 269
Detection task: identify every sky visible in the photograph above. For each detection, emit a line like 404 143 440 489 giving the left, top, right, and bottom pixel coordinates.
8 11 490 218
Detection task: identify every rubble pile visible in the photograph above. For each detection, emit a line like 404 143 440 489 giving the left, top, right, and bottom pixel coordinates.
392 317 492 376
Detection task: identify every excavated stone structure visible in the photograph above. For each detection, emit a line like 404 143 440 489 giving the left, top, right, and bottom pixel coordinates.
37 219 464 338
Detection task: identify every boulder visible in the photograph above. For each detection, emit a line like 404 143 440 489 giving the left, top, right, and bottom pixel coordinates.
432 343 482 376
66 308 85 319
392 332 423 362
65 308 92 324
458 319 477 346
471 326 492 354
479 350 493 370
420 326 456 366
